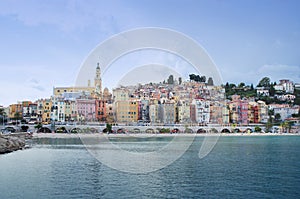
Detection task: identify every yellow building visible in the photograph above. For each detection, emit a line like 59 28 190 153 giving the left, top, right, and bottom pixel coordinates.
177 100 191 123
36 99 52 123
9 103 22 119
42 99 52 123
257 100 269 123
222 104 230 124
228 102 238 124
129 100 139 122
248 101 258 123
64 100 77 122
113 88 129 101
103 87 112 102
53 86 94 96
115 100 139 123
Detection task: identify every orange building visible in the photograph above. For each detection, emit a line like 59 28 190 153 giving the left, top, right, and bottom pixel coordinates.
9 103 22 119
96 100 106 122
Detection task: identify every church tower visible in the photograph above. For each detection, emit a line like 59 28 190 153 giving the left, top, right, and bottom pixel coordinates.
94 62 102 99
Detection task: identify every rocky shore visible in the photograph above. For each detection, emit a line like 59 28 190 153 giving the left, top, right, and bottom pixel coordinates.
0 135 26 154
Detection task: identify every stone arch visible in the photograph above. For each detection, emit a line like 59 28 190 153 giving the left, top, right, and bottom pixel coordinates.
209 128 219 133
55 126 68 133
244 128 252 133
171 128 180 133
70 127 82 133
145 128 154 133
234 128 241 133
20 125 29 132
184 128 194 134
81 127 98 133
37 127 52 133
117 128 125 134
197 128 206 133
133 128 141 133
221 128 231 133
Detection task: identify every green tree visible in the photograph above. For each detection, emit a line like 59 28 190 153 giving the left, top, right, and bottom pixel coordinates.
200 76 206 83
238 82 245 88
195 75 201 82
254 126 262 132
269 83 276 96
189 74 196 81
159 128 170 133
275 113 281 122
268 109 274 116
265 120 273 132
106 123 112 133
230 83 236 89
14 112 22 126
225 82 230 90
257 77 270 87
35 123 43 129
280 121 290 133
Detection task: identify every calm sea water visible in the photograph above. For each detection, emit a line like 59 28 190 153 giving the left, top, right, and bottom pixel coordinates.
0 136 300 199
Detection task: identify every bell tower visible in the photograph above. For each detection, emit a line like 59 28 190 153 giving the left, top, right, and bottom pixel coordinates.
94 62 102 99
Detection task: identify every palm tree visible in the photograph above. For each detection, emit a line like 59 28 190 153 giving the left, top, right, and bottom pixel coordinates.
14 112 22 126
280 121 290 133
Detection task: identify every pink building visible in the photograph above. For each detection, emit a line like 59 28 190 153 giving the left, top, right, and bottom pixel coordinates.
230 95 248 125
76 98 96 122
239 100 248 124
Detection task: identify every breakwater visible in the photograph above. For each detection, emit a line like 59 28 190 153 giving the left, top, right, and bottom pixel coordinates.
0 134 26 154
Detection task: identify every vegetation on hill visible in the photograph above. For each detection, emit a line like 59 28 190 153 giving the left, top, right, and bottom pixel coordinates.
224 77 300 105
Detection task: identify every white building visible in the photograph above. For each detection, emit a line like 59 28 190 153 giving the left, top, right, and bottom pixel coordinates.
273 105 299 121
161 102 176 124
256 87 269 96
192 99 210 124
278 79 294 93
149 104 159 124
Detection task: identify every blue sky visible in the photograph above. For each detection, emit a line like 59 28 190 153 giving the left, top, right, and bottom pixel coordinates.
0 0 300 106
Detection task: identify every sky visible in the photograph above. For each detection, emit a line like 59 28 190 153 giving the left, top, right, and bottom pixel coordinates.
0 0 300 106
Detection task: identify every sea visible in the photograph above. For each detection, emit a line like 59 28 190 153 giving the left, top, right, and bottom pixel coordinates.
0 135 299 199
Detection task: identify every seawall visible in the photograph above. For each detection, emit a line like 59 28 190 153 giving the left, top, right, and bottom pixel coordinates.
0 135 26 154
